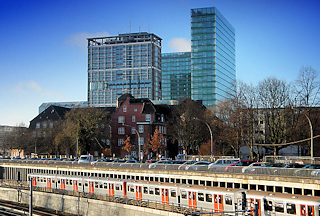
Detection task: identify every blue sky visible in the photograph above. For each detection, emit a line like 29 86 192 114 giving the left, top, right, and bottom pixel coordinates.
1 0 320 126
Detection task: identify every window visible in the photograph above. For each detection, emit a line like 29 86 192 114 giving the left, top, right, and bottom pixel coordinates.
198 193 204 201
206 194 212 202
139 137 144 146
139 125 144 133
123 106 127 112
149 187 154 195
118 116 125 123
181 191 187 199
155 188 160 195
225 196 232 205
104 183 108 189
171 190 176 197
275 202 284 213
134 108 137 112
129 185 134 192
145 114 151 122
49 122 53 128
115 184 121 191
132 116 136 122
118 127 125 135
118 139 124 146
131 128 136 134
143 187 148 194
287 203 296 214
36 122 40 129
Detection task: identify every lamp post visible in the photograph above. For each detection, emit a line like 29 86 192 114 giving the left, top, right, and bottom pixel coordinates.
293 109 314 163
194 118 214 162
122 124 141 162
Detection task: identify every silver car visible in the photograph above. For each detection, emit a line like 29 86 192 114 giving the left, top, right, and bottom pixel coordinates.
186 161 211 171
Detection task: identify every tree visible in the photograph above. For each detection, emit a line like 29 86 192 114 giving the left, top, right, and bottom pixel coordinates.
294 66 320 108
149 128 165 156
122 136 134 155
257 77 292 156
166 99 209 155
54 107 110 155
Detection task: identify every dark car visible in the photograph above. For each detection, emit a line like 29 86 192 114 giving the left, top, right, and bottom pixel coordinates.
284 163 305 168
266 163 285 167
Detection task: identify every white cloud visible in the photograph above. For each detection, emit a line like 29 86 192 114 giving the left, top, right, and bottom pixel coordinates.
14 81 65 99
66 31 110 50
168 38 191 52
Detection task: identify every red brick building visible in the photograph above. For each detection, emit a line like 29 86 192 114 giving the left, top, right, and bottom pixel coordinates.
111 94 170 159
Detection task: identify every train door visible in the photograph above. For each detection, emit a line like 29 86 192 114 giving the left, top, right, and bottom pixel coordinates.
301 205 315 216
136 186 142 200
188 191 196 209
109 183 114 197
32 177 37 186
61 179 65 190
47 177 51 188
73 180 78 191
89 181 94 194
249 198 261 216
123 182 127 198
161 188 169 204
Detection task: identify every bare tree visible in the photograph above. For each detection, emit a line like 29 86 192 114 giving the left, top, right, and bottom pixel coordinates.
257 77 292 156
295 66 320 108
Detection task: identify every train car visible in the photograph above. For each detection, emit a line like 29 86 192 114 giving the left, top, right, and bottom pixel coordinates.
179 185 245 213
246 190 320 216
126 181 185 204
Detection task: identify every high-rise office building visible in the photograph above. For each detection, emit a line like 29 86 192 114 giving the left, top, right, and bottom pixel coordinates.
191 7 236 107
87 32 162 107
161 52 191 101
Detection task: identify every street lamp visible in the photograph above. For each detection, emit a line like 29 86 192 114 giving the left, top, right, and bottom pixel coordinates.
293 109 314 163
194 117 214 162
122 124 141 162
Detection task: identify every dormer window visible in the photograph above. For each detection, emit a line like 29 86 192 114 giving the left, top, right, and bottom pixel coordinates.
123 106 127 113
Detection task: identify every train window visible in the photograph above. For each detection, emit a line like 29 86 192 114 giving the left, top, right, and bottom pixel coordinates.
58 180 60 184
286 203 296 214
171 190 176 197
85 182 88 187
155 188 160 195
70 180 73 185
66 180 69 185
198 193 204 201
79 182 82 186
264 200 273 211
181 191 187 199
104 183 107 189
95 182 99 188
99 183 103 189
275 202 284 213
149 187 154 195
128 185 134 192
206 194 212 202
52 180 55 183
225 196 232 205
143 187 148 194
40 178 43 182
115 184 121 191
44 179 46 182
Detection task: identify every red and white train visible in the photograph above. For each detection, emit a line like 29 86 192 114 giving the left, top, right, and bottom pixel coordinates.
28 173 320 216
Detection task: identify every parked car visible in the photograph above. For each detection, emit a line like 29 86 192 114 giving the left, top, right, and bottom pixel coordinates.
242 162 270 173
208 158 240 169
224 160 255 172
148 160 173 169
265 163 285 167
284 163 305 168
125 159 138 163
186 161 211 171
78 155 94 163
178 160 197 170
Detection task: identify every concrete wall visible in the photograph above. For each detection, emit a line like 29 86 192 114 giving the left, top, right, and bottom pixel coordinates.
0 187 182 216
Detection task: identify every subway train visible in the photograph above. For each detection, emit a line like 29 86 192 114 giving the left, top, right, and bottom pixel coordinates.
28 173 320 216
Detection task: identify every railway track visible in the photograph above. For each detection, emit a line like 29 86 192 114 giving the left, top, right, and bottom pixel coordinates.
0 200 77 216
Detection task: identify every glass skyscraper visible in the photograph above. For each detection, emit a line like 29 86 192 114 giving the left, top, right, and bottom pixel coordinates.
191 7 236 107
161 52 191 101
87 32 162 107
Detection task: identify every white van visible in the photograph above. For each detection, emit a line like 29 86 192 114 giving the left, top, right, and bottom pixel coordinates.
78 155 94 163
208 158 240 169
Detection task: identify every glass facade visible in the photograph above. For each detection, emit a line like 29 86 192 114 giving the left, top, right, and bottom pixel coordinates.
87 32 162 107
191 7 236 107
161 52 191 101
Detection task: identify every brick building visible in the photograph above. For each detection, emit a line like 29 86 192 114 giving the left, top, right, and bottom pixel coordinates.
111 94 170 159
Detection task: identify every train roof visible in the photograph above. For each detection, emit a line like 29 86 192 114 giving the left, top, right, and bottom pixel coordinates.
127 180 186 188
246 190 320 203
180 185 246 194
